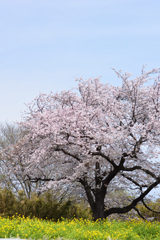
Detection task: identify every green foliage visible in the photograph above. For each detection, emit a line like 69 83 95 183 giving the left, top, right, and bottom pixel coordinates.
0 217 160 240
136 199 160 221
0 187 16 216
0 188 91 221
1 187 160 223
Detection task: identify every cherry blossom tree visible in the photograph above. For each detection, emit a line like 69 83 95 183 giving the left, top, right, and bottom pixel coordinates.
0 123 38 198
3 66 160 220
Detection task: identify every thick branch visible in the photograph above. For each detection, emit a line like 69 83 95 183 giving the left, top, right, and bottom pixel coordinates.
55 146 81 162
91 151 117 168
102 166 121 186
119 153 128 167
122 166 142 171
104 179 160 217
95 162 101 187
79 178 95 212
122 166 157 179
26 176 55 182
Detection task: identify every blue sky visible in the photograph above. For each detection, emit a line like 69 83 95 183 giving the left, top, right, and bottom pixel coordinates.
0 0 160 122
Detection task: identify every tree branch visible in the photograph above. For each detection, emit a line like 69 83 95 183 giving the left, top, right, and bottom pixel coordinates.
78 177 96 212
102 165 121 186
104 179 160 217
121 173 148 188
122 166 157 179
134 207 146 220
91 151 117 168
25 176 55 182
142 198 160 214
54 145 82 162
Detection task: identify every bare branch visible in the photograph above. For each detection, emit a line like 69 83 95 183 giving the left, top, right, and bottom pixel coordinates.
134 207 146 220
142 198 160 214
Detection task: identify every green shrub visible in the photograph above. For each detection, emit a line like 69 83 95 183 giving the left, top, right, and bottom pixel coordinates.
0 188 91 221
0 187 16 216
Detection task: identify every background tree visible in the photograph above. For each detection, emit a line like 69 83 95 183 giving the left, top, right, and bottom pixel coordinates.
0 123 79 201
2 66 160 220
0 123 35 198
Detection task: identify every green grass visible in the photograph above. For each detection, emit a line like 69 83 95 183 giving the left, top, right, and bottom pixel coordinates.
0 216 160 240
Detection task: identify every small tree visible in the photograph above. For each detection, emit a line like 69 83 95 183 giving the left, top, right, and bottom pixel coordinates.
3 66 160 220
0 123 34 198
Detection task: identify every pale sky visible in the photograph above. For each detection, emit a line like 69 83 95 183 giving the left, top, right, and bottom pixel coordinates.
0 0 160 122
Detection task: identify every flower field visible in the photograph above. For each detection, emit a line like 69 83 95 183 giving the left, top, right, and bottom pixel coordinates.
0 216 160 240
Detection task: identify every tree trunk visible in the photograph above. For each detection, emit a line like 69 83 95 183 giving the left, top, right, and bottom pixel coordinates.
92 161 106 220
79 176 106 221
92 191 105 220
